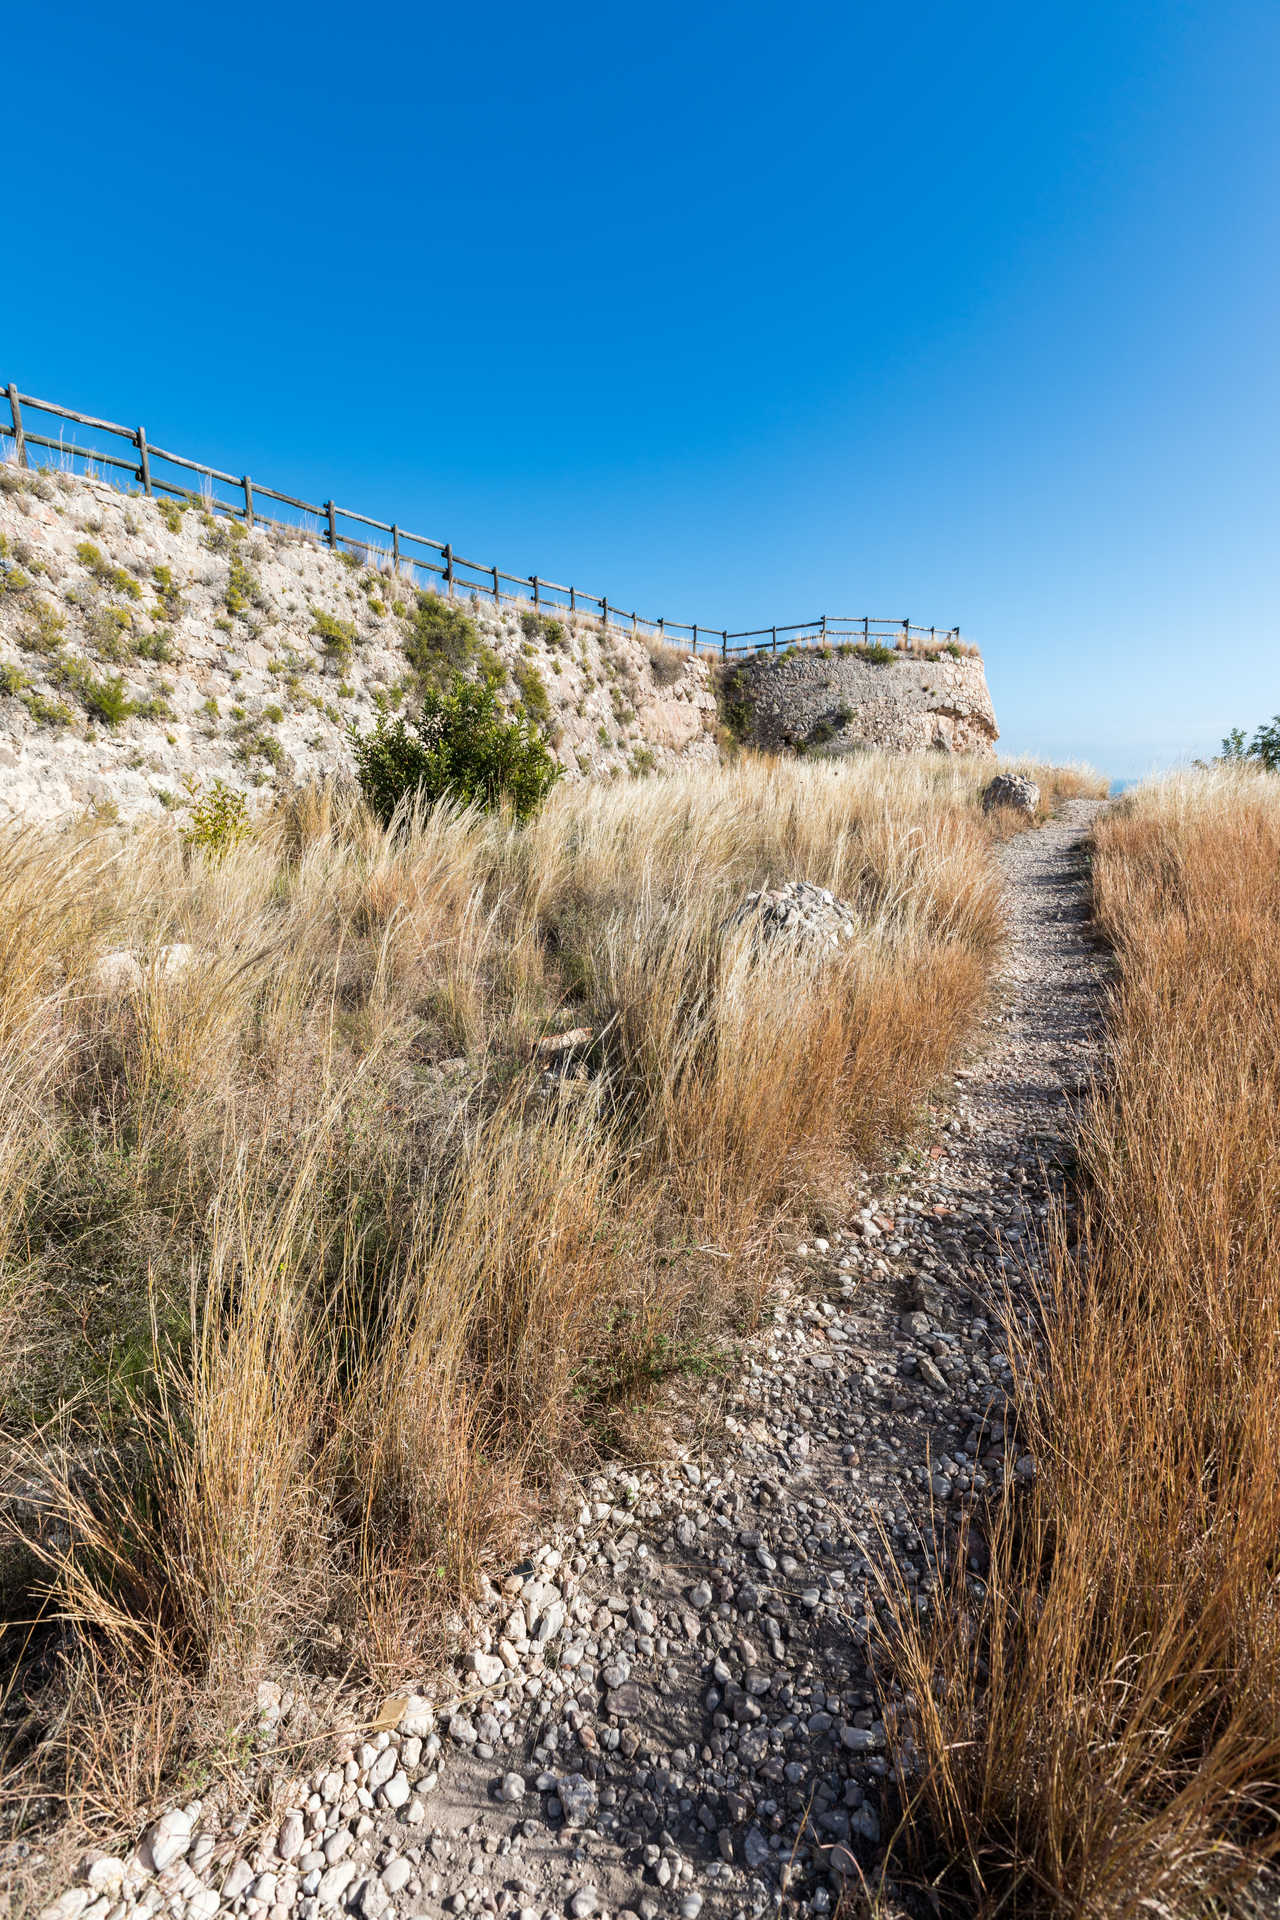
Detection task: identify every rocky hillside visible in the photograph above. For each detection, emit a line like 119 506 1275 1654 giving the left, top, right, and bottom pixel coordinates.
723 638 999 757
0 467 717 824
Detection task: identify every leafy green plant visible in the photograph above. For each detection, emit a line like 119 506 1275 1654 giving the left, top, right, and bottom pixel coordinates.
403 592 501 691
852 642 896 665
134 628 176 663
312 609 357 664
0 661 30 697
54 658 135 727
226 552 261 616
512 659 552 729
75 542 142 600
157 498 187 534
181 778 250 860
350 674 559 824
1221 718 1280 771
520 608 568 651
151 564 184 622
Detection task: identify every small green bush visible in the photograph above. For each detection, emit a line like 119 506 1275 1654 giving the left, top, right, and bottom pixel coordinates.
520 608 568 651
75 541 142 600
54 658 135 727
152 564 184 622
403 593 501 691
1220 718 1280 772
182 778 249 859
312 609 357 664
512 659 552 729
226 552 261 616
157 498 187 534
351 675 559 825
0 661 30 696
852 642 896 666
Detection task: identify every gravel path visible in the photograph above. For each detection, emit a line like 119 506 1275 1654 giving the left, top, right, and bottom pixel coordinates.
41 801 1107 1920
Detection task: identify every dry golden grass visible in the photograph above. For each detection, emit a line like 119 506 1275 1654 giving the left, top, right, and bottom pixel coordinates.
884 766 1280 1917
0 751 1050 1844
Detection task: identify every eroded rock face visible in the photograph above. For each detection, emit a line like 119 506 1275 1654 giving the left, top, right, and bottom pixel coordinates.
0 470 718 825
723 645 999 759
981 772 1040 815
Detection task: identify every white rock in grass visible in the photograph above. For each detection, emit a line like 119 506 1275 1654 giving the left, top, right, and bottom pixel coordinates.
93 949 144 994
139 1808 194 1873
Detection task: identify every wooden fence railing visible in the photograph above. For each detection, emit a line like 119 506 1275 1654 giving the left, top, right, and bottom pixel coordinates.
1 382 961 659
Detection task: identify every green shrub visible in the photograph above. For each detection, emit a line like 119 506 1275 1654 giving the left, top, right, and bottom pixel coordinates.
182 778 249 859
350 675 559 825
225 552 261 616
135 628 176 663
852 642 896 666
520 608 568 651
1220 718 1280 772
312 609 357 664
54 659 135 727
0 661 30 697
512 659 552 729
75 541 142 600
403 592 501 691
152 564 183 622
157 498 187 534
22 688 74 728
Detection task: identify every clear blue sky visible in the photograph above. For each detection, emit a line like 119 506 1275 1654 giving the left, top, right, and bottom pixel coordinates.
6 1 1277 778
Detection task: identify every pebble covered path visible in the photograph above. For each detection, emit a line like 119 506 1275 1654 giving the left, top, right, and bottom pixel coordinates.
41 800 1107 1920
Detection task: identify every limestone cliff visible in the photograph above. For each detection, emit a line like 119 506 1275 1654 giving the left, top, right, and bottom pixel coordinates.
721 643 998 759
0 468 717 824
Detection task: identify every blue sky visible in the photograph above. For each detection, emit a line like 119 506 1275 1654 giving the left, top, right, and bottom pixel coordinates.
5 0 1277 777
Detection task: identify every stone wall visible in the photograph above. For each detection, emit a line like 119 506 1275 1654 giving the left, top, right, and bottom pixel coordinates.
722 643 998 759
0 468 717 825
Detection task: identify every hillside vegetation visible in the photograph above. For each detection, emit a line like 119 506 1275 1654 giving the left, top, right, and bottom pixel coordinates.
0 751 1104 1846
0 464 715 825
890 767 1280 1916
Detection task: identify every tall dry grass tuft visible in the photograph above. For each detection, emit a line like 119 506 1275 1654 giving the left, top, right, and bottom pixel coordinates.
885 767 1280 1916
0 752 1019 1839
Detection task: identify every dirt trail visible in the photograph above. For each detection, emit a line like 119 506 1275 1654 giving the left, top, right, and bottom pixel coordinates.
35 801 1107 1920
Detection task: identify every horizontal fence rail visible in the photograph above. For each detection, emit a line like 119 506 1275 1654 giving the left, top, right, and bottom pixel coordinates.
1 383 961 659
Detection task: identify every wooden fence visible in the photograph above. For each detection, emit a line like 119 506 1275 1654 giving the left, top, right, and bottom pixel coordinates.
1 382 961 659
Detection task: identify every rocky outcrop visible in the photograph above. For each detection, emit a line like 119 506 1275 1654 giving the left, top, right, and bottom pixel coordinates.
982 772 1039 815
0 468 717 825
722 643 999 759
722 881 860 953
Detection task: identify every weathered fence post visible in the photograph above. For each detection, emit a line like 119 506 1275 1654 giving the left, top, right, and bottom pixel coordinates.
444 543 454 596
692 624 698 655
391 523 400 570
772 625 777 654
325 500 337 548
722 630 728 659
492 563 500 603
7 386 27 468
242 475 254 525
821 614 827 642
602 595 609 629
632 610 637 635
863 616 869 643
658 616 664 636
136 427 152 495
531 575 540 606
569 586 576 613
902 617 910 651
